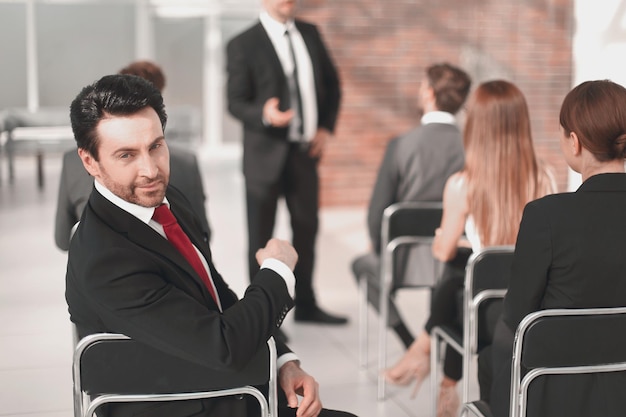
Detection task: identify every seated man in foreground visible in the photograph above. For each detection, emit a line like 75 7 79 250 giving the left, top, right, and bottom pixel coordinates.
65 74 356 417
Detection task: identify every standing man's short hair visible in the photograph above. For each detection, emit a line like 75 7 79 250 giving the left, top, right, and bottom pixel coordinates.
69 74 167 160
426 63 472 114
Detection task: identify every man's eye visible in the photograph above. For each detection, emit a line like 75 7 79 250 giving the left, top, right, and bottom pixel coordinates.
120 153 131 159
150 143 162 151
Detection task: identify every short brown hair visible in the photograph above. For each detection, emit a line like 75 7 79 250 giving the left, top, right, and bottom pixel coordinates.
426 63 472 114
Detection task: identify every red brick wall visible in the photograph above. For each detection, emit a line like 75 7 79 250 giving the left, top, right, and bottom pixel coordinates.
298 0 574 207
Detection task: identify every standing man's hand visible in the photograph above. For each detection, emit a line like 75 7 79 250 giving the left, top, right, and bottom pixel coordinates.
309 128 331 158
279 361 322 417
263 97 294 127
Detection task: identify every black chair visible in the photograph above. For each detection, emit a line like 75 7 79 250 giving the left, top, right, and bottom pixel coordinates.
431 246 514 415
461 306 626 417
356 201 442 400
73 333 278 417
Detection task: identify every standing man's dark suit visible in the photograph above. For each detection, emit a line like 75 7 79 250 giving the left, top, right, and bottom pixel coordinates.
54 146 211 250
226 11 342 321
487 173 626 417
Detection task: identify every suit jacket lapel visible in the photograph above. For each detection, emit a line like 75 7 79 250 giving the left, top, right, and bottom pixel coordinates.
89 189 218 306
255 22 288 85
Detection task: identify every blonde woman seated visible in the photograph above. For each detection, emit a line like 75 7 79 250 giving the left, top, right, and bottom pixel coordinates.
383 80 555 417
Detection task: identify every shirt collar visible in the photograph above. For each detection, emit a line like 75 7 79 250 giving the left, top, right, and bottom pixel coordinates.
420 111 456 126
260 11 295 37
94 179 168 225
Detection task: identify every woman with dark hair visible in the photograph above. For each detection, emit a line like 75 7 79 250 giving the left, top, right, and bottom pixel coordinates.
384 80 555 416
486 79 626 417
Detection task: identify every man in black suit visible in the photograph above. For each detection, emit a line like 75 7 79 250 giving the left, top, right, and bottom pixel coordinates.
66 74 356 417
226 0 345 325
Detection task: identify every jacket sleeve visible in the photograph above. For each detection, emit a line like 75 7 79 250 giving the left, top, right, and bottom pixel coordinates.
54 154 78 250
502 200 552 331
226 34 266 130
367 137 400 253
310 25 341 133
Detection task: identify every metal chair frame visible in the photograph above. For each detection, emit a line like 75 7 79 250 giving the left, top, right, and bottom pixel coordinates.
73 333 278 417
357 201 443 400
510 307 626 417
431 246 515 416
460 306 626 417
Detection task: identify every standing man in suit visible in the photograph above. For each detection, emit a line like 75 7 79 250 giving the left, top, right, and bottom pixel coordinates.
66 74 357 417
226 0 345 325
54 60 211 250
351 63 471 348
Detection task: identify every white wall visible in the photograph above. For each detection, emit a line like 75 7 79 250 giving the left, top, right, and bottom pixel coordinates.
569 0 626 189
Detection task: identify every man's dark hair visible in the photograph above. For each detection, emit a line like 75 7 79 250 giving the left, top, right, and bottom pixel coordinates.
426 63 472 114
69 74 167 160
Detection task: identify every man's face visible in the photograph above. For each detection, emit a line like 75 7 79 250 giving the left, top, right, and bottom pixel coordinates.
264 0 297 23
79 106 170 208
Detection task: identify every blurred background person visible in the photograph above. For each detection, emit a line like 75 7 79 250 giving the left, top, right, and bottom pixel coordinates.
351 63 471 349
384 80 555 417
226 0 344 326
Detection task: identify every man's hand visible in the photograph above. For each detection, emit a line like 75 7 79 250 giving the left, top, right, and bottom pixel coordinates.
256 238 298 271
279 361 322 417
263 97 294 127
309 128 331 158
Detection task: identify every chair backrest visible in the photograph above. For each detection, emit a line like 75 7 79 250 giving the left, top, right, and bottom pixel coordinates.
73 333 276 417
382 201 443 245
464 246 515 353
511 307 626 417
465 246 515 299
380 201 443 289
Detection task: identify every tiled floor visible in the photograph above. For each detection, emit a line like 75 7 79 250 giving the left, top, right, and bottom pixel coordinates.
0 148 444 417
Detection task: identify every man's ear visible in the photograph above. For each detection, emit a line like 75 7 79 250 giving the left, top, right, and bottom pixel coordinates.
78 148 98 177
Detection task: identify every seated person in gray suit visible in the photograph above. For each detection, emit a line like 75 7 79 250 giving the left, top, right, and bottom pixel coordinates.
351 63 471 348
54 60 210 250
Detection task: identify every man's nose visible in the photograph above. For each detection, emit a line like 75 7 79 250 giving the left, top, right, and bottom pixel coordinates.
137 153 158 177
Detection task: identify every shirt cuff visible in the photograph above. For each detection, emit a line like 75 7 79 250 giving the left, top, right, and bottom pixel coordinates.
261 258 295 299
277 353 300 370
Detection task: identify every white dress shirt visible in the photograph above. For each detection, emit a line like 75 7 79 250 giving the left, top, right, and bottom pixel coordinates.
420 110 457 126
260 11 318 142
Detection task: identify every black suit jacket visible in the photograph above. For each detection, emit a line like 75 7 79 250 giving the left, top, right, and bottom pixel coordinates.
489 173 626 417
226 19 341 184
66 186 294 417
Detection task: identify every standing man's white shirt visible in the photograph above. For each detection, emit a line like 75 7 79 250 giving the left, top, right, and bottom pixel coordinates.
260 11 318 142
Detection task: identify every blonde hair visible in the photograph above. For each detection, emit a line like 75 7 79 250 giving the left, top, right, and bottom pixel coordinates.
463 80 554 246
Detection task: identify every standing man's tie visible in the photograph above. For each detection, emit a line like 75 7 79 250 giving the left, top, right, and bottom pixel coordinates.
285 28 304 140
153 204 219 305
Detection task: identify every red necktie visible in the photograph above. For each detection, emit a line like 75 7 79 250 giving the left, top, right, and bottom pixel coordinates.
152 204 219 305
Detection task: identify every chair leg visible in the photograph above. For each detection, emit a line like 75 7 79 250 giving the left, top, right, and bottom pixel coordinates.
358 275 369 369
431 330 440 417
377 281 390 400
